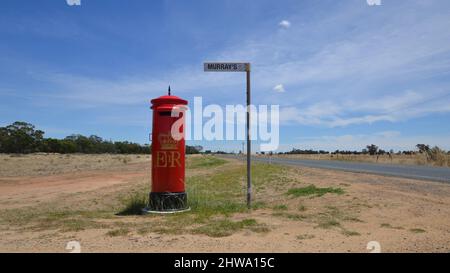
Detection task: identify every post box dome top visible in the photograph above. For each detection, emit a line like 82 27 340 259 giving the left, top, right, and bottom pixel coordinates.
151 86 188 108
151 95 188 106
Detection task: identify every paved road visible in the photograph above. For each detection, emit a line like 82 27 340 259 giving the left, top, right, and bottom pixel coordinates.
221 155 450 183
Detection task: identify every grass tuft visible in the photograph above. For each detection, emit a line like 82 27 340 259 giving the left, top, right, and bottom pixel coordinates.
409 228 426 233
380 223 404 230
106 228 130 237
287 185 344 198
297 234 315 240
272 204 288 211
192 218 268 237
341 229 361 236
317 219 341 229
117 192 147 216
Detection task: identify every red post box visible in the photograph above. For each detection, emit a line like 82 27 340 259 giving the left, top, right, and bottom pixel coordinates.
145 87 189 213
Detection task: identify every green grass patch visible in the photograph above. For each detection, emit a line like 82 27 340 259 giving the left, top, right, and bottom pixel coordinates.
286 213 306 221
312 206 362 237
106 228 130 237
272 211 306 221
187 156 227 169
380 223 404 230
287 185 344 198
272 204 288 211
341 229 361 236
317 219 341 229
192 218 268 237
0 207 111 232
409 228 426 233
185 162 280 217
343 216 364 223
251 201 267 209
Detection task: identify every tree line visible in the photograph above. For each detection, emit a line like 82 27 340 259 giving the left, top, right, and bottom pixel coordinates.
0 121 202 154
274 144 449 156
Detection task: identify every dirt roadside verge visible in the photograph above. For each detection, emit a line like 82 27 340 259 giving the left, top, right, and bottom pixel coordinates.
0 155 449 252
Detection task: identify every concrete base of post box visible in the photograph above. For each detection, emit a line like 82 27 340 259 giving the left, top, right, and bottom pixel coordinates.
142 192 189 214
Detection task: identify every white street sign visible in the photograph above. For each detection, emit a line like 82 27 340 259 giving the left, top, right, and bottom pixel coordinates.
203 61 252 208
204 62 249 72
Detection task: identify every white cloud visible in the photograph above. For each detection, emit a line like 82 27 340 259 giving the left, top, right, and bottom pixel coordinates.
273 84 285 93
279 89 450 127
66 0 81 6
367 0 381 6
278 20 291 29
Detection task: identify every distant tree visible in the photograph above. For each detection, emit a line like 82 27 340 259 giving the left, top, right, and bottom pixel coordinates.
59 139 77 153
89 135 103 143
416 144 430 154
366 144 379 156
0 122 44 153
186 145 202 154
0 127 9 153
40 138 61 153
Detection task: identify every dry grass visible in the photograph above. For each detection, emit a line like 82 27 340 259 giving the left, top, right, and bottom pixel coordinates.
0 154 151 177
267 153 450 167
427 147 449 167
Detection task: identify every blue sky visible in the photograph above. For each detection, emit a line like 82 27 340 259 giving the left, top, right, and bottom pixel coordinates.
1 0 450 152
